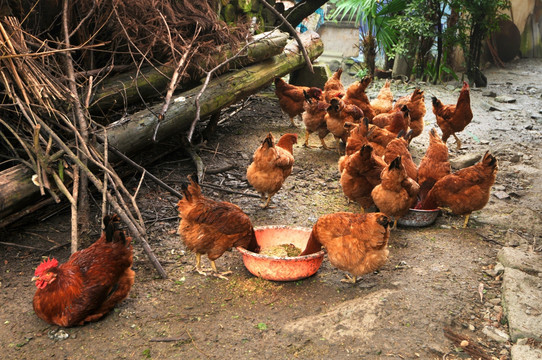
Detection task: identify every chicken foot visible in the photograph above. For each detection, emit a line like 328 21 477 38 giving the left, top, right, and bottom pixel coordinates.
194 254 231 280
288 116 298 128
340 274 358 284
210 261 232 280
260 194 275 209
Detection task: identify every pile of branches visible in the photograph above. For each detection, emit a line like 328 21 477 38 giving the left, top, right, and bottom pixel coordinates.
0 0 252 278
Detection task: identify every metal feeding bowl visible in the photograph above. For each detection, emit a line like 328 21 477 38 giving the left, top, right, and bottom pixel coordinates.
236 225 324 282
397 208 440 227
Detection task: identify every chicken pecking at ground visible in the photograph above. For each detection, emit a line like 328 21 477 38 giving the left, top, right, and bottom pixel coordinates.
299 212 391 284
274 77 322 127
177 176 260 279
419 151 498 227
246 132 297 208
432 81 473 150
32 214 135 327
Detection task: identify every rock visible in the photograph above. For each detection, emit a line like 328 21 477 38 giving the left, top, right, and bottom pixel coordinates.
480 101 502 112
282 289 396 341
493 190 511 200
450 153 482 169
290 63 332 89
495 95 517 103
511 344 542 360
498 247 542 273
48 329 69 341
502 268 542 341
482 325 510 343
482 90 497 97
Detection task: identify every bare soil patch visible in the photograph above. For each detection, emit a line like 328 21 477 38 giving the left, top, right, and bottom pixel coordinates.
1 58 541 359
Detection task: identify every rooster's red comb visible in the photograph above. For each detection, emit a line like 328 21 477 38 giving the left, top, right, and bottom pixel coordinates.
35 258 59 276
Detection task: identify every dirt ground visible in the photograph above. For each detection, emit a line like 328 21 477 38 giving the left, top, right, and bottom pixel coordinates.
1 58 541 360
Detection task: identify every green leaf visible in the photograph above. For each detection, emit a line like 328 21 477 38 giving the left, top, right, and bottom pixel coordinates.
256 322 268 331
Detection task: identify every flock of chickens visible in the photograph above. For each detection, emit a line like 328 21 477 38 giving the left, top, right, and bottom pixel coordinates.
30 69 498 327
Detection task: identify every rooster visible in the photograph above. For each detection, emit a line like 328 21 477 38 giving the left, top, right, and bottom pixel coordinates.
32 215 135 327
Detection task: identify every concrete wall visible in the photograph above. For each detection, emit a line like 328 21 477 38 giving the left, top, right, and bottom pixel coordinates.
317 22 359 59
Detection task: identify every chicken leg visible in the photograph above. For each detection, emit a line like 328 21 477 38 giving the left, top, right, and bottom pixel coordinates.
320 137 334 150
340 274 358 284
452 133 462 150
303 130 312 148
289 116 297 127
463 213 471 228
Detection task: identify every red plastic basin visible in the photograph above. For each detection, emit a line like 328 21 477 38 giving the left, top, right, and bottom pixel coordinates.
236 225 324 281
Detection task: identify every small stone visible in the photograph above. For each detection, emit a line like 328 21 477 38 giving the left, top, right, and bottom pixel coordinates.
482 90 497 97
482 325 510 343
489 298 501 305
469 324 476 331
500 349 509 356
495 95 516 103
460 340 469 347
450 153 482 169
480 101 502 111
493 190 510 200
517 338 528 345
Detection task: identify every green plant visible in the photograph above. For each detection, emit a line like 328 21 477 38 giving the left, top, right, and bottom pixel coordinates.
422 51 458 83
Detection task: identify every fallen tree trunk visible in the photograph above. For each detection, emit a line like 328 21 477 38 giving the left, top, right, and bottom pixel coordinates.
90 30 289 114
0 31 323 225
103 31 323 153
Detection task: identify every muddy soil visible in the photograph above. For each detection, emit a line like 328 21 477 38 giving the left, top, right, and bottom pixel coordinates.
1 58 541 360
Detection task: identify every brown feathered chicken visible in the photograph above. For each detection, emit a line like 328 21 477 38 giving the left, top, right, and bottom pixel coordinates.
342 76 376 120
372 104 410 135
246 132 297 208
371 156 420 229
394 88 426 140
420 151 497 227
302 90 331 149
366 124 397 155
177 176 260 279
343 118 370 156
339 144 387 212
323 68 346 103
325 97 364 150
384 130 418 182
32 215 135 327
299 212 391 283
370 79 393 115
274 77 322 127
417 128 451 197
432 81 473 149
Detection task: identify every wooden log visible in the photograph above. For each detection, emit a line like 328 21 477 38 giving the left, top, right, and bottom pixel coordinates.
103 31 323 154
0 31 323 225
0 164 41 219
90 30 289 114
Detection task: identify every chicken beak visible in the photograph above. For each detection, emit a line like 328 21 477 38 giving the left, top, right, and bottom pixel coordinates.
31 276 39 282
